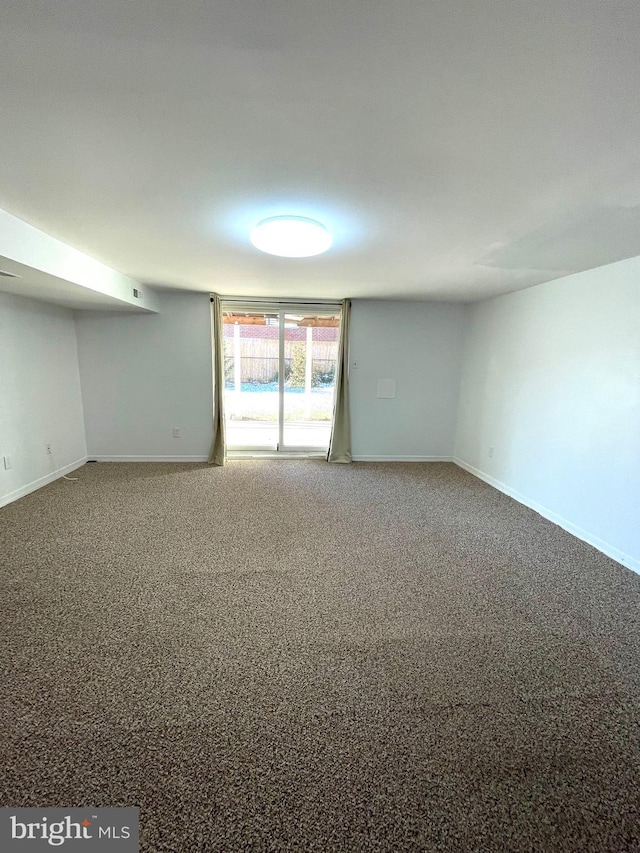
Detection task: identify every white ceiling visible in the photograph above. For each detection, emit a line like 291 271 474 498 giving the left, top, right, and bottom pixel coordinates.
1 0 639 303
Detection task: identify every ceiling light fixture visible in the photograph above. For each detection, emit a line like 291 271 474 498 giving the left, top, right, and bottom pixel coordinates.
250 216 332 258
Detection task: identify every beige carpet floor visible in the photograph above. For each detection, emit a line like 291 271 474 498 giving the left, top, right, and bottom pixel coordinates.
1 461 639 852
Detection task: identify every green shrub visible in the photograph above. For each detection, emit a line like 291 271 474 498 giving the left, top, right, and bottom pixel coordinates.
289 342 306 388
312 364 335 387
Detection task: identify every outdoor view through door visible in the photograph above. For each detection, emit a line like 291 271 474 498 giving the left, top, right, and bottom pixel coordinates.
222 303 341 454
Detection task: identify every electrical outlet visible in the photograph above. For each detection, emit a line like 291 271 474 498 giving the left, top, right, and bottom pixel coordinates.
45 443 52 455
3 456 11 470
172 428 181 439
488 446 494 458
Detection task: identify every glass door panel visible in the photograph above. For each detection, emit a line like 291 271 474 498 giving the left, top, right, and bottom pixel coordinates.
281 312 339 451
223 310 280 450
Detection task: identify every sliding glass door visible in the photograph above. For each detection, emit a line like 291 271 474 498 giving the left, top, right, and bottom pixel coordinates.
222 302 341 454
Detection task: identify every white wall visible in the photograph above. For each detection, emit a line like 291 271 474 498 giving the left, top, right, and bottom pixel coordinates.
0 292 87 506
455 256 640 572
75 292 214 460
350 300 467 460
75 295 467 462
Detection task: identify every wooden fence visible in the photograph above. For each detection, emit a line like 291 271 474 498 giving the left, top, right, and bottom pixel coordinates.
224 337 338 384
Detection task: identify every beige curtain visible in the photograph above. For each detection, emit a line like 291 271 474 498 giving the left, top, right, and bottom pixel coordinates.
327 299 352 463
208 294 226 466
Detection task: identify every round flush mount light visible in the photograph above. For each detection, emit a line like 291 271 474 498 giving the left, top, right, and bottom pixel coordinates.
250 216 332 257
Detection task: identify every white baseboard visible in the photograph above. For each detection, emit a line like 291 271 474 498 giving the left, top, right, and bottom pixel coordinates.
353 455 453 462
453 457 640 576
0 456 88 509
91 455 209 463
94 454 452 463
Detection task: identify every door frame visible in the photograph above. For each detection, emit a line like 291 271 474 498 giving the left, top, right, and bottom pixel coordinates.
221 299 342 456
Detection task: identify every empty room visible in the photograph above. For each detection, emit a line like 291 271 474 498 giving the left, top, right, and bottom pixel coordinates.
1 2 639 851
